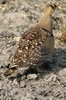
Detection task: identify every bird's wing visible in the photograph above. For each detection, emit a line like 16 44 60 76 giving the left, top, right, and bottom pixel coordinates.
10 26 53 67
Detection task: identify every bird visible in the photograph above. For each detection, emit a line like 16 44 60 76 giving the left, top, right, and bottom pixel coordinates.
4 3 60 77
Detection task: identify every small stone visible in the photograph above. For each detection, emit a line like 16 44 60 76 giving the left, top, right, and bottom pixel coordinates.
59 68 66 76
27 74 37 80
21 97 33 100
21 75 26 80
59 68 66 83
13 79 18 85
20 81 26 88
0 82 3 89
13 36 21 42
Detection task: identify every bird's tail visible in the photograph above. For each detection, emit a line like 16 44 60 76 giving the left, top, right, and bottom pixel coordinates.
4 67 17 77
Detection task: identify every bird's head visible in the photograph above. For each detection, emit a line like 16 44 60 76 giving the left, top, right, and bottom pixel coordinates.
45 3 60 15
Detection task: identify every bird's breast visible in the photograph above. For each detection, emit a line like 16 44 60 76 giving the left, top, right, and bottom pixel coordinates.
45 34 54 54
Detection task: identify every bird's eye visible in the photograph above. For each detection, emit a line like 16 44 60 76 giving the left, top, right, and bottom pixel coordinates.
50 3 57 9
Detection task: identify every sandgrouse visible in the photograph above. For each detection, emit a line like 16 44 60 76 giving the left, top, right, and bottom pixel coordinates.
4 3 60 77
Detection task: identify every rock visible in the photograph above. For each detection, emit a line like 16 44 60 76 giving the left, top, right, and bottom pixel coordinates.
59 68 66 76
58 68 66 83
21 97 33 100
27 74 37 80
0 81 3 89
20 81 26 88
12 79 18 85
13 36 21 42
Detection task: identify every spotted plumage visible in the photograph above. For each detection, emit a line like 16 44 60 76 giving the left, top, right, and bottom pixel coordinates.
4 3 60 77
10 26 54 67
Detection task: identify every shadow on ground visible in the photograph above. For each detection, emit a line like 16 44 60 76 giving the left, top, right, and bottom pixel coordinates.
6 47 66 83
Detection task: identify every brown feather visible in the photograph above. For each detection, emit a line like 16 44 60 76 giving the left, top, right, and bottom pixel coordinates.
10 26 54 67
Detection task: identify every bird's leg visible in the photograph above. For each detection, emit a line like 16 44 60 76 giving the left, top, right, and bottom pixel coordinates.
36 66 44 73
29 66 44 73
42 61 52 71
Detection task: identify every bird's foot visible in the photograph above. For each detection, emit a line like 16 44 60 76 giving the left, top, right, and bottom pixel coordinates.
42 61 52 71
29 66 44 74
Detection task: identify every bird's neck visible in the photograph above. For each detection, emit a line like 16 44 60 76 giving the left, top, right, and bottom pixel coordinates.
38 13 52 33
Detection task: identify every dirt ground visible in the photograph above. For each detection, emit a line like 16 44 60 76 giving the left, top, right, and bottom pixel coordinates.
0 0 66 100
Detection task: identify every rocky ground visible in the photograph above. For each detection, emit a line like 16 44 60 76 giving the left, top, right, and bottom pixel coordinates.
0 0 66 100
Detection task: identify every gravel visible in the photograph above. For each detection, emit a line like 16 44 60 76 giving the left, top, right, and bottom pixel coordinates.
0 0 66 100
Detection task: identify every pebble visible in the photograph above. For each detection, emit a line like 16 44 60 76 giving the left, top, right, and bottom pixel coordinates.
59 68 66 76
12 79 18 85
20 81 26 88
13 36 21 42
27 74 37 80
21 97 33 100
58 68 66 83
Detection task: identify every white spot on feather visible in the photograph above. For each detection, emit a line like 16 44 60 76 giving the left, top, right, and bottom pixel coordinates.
39 41 42 44
35 32 37 33
32 46 34 49
25 47 28 49
32 35 34 37
27 40 30 42
18 50 22 53
39 28 42 30
35 43 38 45
20 57 26 63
